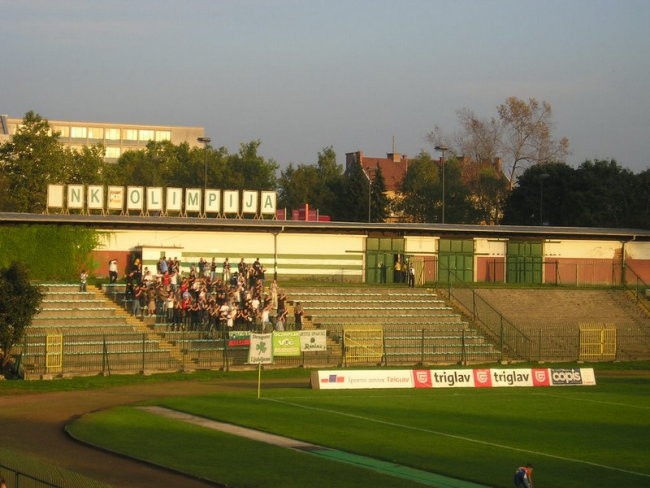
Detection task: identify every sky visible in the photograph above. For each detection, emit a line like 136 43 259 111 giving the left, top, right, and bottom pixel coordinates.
2 0 649 174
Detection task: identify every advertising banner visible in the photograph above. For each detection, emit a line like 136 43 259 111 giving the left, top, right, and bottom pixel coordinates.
272 331 301 357
228 331 250 348
247 333 273 364
312 368 597 390
300 330 327 352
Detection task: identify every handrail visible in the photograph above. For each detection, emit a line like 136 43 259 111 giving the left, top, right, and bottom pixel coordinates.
623 263 649 304
442 269 533 361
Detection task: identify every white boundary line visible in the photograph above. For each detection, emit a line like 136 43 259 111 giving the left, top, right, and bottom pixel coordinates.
264 397 650 479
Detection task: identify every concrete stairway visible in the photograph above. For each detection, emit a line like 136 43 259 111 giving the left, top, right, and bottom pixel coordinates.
21 284 182 378
474 288 650 360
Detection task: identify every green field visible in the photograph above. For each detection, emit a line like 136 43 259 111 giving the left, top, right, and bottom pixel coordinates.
67 368 650 488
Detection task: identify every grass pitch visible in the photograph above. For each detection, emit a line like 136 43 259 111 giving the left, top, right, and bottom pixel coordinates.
67 368 650 488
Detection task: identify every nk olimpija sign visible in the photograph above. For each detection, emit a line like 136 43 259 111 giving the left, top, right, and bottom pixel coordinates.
47 184 277 217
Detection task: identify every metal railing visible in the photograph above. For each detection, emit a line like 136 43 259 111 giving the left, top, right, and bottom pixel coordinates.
443 270 533 361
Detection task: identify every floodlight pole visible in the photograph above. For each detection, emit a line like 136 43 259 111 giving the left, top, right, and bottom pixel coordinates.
435 145 448 223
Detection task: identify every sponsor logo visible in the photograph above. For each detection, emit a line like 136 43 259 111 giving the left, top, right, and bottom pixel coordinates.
473 369 492 387
321 374 345 384
413 370 432 388
550 369 583 385
431 371 472 387
532 368 550 386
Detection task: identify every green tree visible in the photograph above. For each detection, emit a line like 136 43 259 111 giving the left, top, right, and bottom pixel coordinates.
502 163 574 226
277 163 321 211
472 166 511 224
398 152 440 223
0 262 43 372
65 145 105 184
370 164 390 223
0 111 68 212
226 140 278 190
340 154 371 222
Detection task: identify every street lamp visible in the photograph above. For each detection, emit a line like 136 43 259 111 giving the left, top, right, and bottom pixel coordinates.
362 167 372 223
539 173 549 225
197 136 211 191
434 145 448 223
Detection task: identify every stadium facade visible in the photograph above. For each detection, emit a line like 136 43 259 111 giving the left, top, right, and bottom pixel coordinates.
2 212 649 287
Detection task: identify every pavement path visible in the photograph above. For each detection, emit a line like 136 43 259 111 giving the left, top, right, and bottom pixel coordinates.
0 379 251 488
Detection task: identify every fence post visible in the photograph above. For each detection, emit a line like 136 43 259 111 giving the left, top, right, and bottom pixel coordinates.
499 317 504 362
472 290 477 322
420 329 425 365
141 333 146 373
461 329 466 365
538 329 542 362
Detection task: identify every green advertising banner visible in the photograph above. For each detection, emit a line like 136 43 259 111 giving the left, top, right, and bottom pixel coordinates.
272 331 302 357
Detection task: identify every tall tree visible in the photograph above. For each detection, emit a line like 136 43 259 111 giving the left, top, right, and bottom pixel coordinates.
226 140 278 190
502 163 574 226
370 164 390 223
340 154 371 222
428 97 569 190
277 163 321 211
398 152 441 223
0 111 68 212
498 97 569 188
0 262 43 372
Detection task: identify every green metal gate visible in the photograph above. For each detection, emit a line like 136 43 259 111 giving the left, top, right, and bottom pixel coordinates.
438 239 474 283
366 237 405 284
507 240 543 284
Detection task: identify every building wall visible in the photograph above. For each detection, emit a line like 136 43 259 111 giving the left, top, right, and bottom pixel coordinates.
94 229 365 281
2 115 204 162
475 238 507 282
89 228 650 286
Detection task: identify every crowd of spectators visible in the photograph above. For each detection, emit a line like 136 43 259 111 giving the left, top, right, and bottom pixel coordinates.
122 256 300 337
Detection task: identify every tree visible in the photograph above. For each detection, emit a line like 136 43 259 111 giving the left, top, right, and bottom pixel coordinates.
0 111 68 212
471 166 511 224
277 163 321 211
0 262 43 373
340 154 371 222
226 140 278 190
502 163 575 226
370 164 390 223
501 160 648 229
65 145 105 185
498 97 569 188
428 97 569 190
397 152 441 223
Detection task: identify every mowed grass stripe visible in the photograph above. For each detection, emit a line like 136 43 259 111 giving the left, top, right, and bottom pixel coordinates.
67 371 650 488
265 396 650 479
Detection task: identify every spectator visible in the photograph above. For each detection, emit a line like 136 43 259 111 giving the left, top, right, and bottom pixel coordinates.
276 308 287 331
79 269 88 292
294 302 304 330
108 258 118 283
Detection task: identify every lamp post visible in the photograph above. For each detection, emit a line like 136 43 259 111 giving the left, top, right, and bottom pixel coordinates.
539 173 549 225
362 168 372 223
434 145 448 223
197 136 211 191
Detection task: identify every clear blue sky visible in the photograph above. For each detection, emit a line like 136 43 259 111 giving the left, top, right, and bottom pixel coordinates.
2 0 649 173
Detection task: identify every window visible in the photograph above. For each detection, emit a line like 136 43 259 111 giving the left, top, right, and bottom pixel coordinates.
122 129 138 141
155 130 171 141
70 126 87 138
139 129 154 141
105 146 121 159
53 126 70 138
87 127 104 139
105 128 120 140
